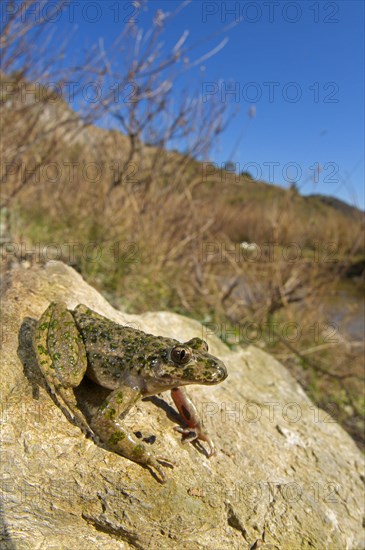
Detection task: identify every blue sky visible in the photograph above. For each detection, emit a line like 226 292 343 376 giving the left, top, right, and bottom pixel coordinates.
5 0 364 207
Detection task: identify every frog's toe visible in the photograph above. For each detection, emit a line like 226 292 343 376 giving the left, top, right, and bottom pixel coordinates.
156 456 175 469
206 442 216 457
174 425 198 444
174 425 216 457
146 456 173 483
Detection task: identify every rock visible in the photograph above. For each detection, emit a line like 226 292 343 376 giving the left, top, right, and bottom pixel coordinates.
1 261 364 549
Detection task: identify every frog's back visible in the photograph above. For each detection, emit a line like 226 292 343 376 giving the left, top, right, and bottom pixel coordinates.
72 305 175 390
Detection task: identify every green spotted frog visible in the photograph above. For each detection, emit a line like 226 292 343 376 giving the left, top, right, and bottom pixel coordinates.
34 303 228 482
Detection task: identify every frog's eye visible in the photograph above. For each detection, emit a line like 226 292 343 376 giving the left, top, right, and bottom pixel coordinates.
171 346 192 365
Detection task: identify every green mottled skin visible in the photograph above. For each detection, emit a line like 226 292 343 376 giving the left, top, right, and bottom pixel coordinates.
34 302 228 482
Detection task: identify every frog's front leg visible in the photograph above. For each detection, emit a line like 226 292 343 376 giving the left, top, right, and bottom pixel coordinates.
91 386 172 483
171 387 215 457
35 302 92 435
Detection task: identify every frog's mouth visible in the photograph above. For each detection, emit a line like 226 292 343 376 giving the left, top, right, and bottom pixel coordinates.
187 362 228 385
145 359 228 394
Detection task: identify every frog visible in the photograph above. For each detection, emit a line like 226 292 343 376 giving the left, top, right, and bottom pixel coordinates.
34 302 228 482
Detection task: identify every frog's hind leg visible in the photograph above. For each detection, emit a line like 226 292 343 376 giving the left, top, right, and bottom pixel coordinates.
34 302 93 436
91 386 173 483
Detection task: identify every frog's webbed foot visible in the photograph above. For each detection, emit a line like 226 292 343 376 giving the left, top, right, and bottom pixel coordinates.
91 387 173 483
171 387 216 457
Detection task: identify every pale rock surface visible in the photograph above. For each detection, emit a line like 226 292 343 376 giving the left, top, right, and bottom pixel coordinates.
1 261 364 549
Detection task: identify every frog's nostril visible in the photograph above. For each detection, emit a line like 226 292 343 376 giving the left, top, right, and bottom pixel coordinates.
217 365 227 379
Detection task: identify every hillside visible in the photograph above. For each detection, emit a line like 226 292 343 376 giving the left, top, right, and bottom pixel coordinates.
308 193 364 217
1 72 363 234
